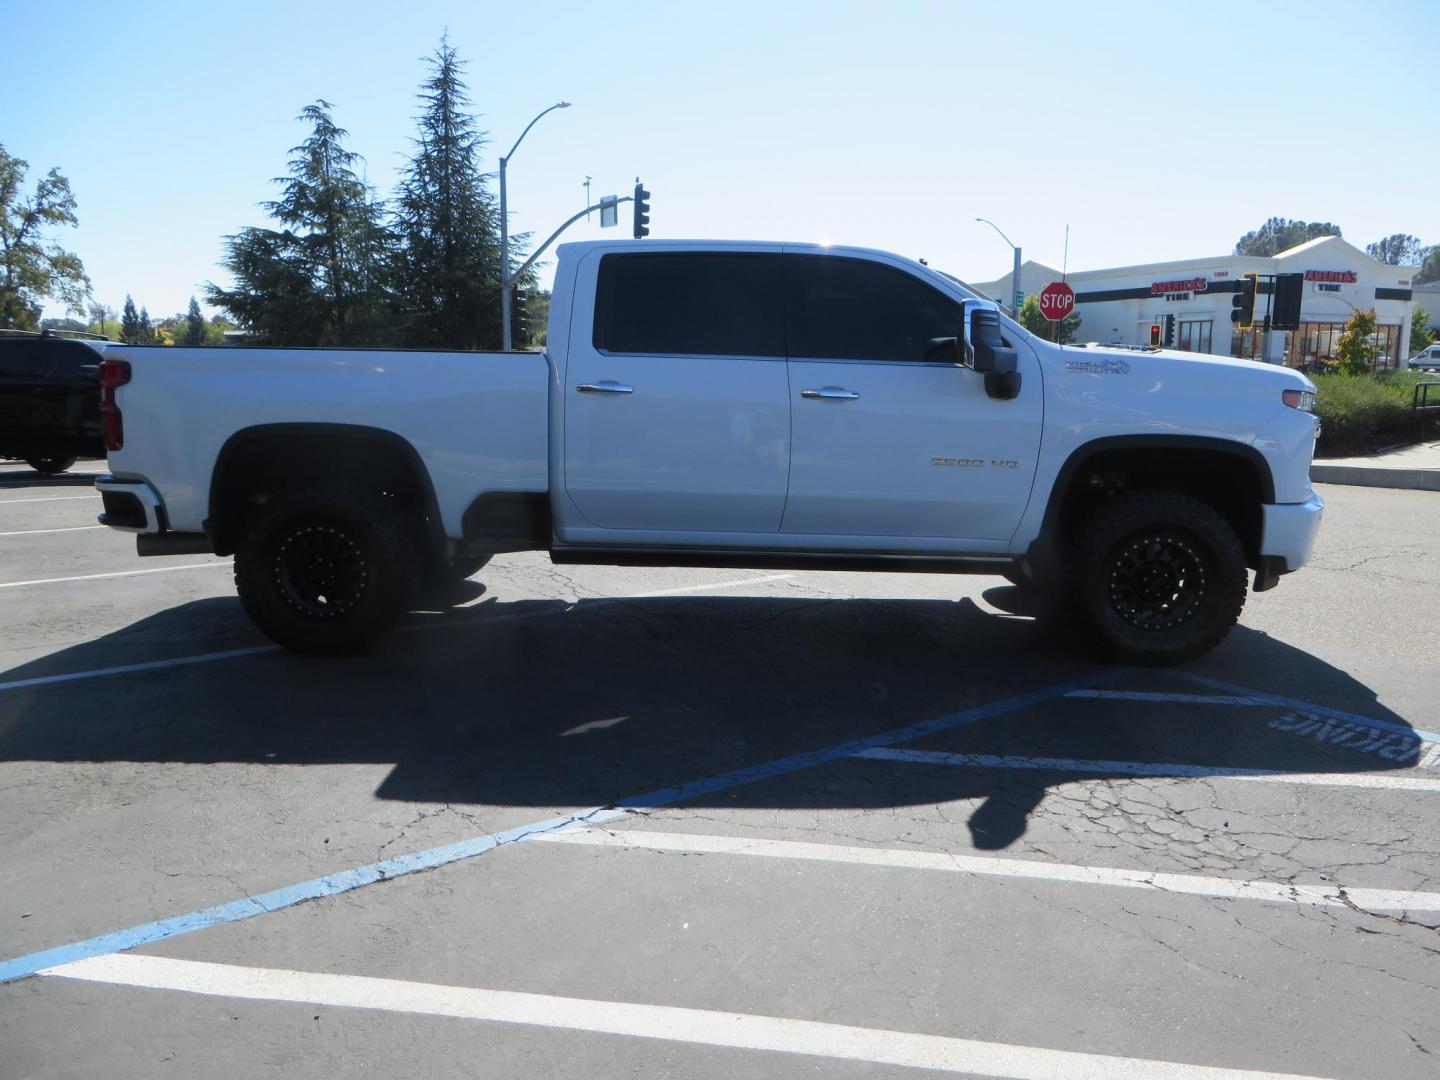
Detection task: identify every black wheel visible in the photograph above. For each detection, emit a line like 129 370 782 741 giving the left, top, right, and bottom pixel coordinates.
233 486 422 655
1073 490 1247 665
25 456 77 475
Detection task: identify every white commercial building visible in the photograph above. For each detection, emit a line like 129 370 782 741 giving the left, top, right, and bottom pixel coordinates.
972 235 1416 369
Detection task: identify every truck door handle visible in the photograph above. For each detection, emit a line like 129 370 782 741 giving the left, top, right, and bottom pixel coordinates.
800 387 860 400
576 381 635 394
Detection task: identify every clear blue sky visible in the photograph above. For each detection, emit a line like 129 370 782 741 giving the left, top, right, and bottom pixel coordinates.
5 0 1437 320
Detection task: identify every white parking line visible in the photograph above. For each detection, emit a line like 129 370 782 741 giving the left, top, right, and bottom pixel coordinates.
853 747 1440 792
0 562 228 590
43 954 1332 1080
0 525 106 537
0 494 99 505
534 829 1440 913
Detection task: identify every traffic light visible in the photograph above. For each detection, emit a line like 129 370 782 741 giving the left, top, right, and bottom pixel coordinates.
632 180 650 239
1163 313 1176 347
1272 273 1303 331
1148 323 1162 347
1231 272 1258 330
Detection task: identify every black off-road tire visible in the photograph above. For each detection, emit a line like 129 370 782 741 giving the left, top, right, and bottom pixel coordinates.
1072 490 1247 665
233 485 422 655
25 456 77 475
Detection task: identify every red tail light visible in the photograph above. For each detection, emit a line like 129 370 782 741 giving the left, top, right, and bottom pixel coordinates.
99 359 132 451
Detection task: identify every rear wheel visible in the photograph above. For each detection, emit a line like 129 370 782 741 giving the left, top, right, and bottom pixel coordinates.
234 486 422 654
1072 490 1247 665
25 456 77 475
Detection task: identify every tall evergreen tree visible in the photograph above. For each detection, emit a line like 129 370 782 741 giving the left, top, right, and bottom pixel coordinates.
120 294 141 343
393 37 505 350
183 296 207 346
138 305 154 344
206 101 392 345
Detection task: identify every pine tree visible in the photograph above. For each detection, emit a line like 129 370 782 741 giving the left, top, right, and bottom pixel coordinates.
183 297 207 346
138 305 154 344
206 101 392 346
393 37 505 350
120 295 140 343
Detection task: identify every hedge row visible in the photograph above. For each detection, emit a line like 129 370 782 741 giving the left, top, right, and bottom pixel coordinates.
1311 370 1437 456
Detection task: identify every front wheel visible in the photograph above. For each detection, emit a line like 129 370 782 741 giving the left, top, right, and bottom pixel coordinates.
25 456 77 475
1073 490 1247 665
234 486 422 655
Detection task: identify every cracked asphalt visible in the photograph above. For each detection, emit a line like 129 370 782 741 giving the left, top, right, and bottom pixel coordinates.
1 464 1438 1079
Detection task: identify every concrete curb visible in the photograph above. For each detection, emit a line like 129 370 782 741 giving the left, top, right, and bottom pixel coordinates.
1311 464 1440 492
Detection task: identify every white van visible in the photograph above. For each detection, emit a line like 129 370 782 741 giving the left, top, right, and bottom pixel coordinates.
1410 343 1440 372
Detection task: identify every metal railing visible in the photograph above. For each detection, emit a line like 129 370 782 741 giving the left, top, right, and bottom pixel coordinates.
1414 381 1440 436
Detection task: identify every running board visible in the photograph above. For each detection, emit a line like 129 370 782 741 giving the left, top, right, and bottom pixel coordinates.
550 547 1016 576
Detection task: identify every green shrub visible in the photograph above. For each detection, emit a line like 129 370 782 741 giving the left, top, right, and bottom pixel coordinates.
1311 371 1435 455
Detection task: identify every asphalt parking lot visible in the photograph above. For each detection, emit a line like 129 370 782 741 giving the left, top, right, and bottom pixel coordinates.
2 460 1438 1079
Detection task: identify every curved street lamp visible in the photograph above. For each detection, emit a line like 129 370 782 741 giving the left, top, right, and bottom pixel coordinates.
976 217 1022 315
501 101 571 351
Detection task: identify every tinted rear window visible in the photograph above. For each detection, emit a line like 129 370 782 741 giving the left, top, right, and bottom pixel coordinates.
0 341 49 378
593 252 784 357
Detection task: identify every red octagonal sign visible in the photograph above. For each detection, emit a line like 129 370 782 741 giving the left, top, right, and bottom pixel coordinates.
1039 281 1075 321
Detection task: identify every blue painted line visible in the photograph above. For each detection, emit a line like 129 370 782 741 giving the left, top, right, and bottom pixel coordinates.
1177 671 1440 745
0 671 1113 985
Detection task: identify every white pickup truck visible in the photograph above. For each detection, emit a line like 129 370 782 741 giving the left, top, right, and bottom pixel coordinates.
95 239 1324 663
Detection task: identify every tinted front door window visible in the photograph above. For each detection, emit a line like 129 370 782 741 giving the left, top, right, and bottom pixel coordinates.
785 255 962 361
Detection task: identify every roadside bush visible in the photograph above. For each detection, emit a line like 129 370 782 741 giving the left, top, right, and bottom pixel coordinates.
1311 370 1435 456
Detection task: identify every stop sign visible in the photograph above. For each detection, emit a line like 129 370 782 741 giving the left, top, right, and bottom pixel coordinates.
1039 281 1075 321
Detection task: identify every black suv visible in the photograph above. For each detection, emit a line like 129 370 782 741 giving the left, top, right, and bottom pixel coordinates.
0 331 107 474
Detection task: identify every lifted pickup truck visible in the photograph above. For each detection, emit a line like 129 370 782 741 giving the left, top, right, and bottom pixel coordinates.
96 239 1323 662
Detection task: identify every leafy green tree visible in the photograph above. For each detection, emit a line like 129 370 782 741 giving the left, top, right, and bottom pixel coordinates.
1233 218 1341 257
120 294 141 342
1365 233 1425 266
87 301 118 340
206 313 237 346
393 37 511 350
1335 307 1380 376
40 316 87 332
0 144 89 329
1017 293 1081 344
183 296 207 346
207 101 393 346
1411 308 1436 357
1415 247 1440 286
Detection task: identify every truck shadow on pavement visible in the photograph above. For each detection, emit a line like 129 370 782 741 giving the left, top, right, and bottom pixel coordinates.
0 587 1426 852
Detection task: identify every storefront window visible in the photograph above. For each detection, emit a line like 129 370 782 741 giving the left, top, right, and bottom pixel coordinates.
1177 320 1212 354
1284 322 1399 371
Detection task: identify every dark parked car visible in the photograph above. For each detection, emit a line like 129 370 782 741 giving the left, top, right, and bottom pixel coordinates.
0 331 107 474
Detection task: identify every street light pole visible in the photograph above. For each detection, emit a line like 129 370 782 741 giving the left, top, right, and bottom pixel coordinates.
500 101 570 351
976 217 1021 317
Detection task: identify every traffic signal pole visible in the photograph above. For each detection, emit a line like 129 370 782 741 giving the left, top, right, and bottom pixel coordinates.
505 196 635 288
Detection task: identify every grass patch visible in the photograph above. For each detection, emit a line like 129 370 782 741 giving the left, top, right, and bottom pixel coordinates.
1312 370 1439 456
